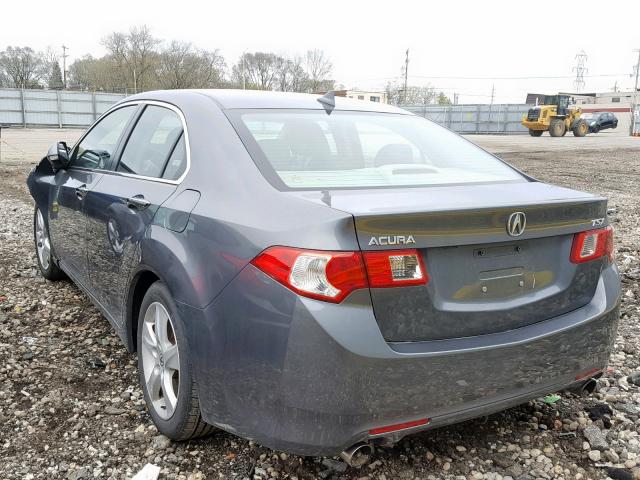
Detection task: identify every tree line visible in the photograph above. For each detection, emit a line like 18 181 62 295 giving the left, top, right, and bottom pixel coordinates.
0 25 451 105
0 26 334 95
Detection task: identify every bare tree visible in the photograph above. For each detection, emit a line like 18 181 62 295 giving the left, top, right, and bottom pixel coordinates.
386 82 436 106
102 25 159 93
274 56 308 92
232 52 279 90
0 46 48 88
304 49 333 92
157 41 225 89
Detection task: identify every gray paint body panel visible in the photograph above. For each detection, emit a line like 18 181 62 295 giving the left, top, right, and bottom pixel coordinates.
25 89 621 456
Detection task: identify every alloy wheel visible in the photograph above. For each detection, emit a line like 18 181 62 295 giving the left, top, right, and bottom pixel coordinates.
35 209 51 270
141 301 180 419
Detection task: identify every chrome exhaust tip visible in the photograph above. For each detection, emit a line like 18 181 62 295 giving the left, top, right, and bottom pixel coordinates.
339 442 374 468
565 377 599 397
580 378 598 396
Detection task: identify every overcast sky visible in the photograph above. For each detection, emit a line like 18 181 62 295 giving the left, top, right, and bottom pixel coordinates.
3 0 639 103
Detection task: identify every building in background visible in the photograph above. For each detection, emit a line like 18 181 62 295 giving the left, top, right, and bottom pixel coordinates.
314 89 389 103
344 90 388 103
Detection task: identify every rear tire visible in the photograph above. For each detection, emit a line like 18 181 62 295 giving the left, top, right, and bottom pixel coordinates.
549 118 566 137
528 129 543 137
137 281 214 440
33 207 65 281
572 119 589 137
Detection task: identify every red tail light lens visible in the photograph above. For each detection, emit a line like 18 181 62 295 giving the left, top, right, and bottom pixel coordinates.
363 249 428 288
251 247 429 302
251 247 368 303
570 226 614 263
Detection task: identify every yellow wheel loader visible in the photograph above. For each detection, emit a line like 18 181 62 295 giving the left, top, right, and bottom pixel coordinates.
522 94 589 137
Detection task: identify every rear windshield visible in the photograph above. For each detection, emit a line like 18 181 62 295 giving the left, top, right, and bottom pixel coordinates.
229 109 525 190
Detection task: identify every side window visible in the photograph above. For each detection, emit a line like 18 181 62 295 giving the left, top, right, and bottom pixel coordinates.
71 105 136 170
117 105 183 178
162 134 187 180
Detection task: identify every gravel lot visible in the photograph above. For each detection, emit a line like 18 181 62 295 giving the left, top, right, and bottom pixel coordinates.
1 130 640 480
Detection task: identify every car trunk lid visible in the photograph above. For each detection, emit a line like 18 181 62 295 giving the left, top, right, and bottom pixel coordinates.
290 181 608 341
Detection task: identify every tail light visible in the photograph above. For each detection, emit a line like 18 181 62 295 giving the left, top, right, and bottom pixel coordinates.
362 250 428 287
251 247 428 303
570 226 614 263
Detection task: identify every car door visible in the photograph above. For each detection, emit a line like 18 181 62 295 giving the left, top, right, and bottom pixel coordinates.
83 103 189 325
48 105 138 282
604 113 613 128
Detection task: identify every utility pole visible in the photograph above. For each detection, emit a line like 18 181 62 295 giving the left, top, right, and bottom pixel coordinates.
632 49 640 136
403 48 409 104
61 45 68 89
490 84 495 105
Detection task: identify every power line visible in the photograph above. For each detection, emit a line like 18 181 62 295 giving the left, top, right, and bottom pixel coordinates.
352 72 629 82
573 50 588 92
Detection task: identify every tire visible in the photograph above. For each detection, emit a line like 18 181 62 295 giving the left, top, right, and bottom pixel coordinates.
528 129 543 137
549 118 566 137
137 281 214 440
33 207 65 281
572 119 589 137
593 126 600 133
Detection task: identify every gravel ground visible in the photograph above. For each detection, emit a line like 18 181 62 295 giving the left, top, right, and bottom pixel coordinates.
1 140 640 480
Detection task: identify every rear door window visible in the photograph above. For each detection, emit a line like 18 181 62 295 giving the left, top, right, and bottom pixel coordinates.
162 133 187 180
117 105 183 178
70 105 136 170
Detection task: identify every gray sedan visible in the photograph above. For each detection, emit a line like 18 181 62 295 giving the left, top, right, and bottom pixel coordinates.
27 90 620 460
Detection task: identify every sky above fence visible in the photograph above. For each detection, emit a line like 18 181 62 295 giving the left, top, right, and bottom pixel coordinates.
3 0 639 104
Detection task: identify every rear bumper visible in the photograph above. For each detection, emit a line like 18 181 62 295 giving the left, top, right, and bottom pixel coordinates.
178 264 620 456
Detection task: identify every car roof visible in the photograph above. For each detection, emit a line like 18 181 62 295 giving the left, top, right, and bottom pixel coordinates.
125 89 411 115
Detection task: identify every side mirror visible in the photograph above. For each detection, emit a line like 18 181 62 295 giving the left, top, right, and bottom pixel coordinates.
47 141 70 171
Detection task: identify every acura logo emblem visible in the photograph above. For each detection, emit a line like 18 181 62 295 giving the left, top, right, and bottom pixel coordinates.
507 212 526 237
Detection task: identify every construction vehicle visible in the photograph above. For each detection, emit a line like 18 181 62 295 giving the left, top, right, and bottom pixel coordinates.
522 94 589 137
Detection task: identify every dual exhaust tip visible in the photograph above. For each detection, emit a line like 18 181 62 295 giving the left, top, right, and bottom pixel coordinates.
340 378 599 468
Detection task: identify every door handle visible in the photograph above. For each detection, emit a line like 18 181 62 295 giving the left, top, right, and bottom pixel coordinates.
126 194 151 211
75 184 88 200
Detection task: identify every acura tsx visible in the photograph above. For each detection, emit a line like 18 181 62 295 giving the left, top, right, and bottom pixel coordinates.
27 89 620 459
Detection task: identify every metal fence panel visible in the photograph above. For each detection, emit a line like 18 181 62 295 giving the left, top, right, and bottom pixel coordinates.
402 103 530 134
1 88 533 134
0 87 126 127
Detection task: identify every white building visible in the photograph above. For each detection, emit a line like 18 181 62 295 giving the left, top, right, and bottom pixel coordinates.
345 90 388 104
